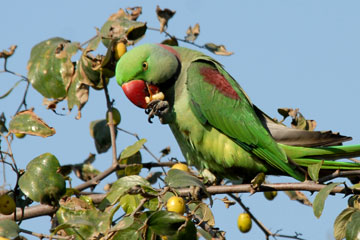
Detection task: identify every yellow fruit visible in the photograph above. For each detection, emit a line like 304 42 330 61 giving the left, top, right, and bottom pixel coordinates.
14 133 25 139
114 42 127 60
264 191 278 201
166 196 185 215
0 194 16 215
237 212 252 233
0 237 10 240
106 107 121 126
171 163 189 172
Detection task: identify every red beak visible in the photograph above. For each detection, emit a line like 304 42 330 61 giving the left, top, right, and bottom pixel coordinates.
122 80 160 109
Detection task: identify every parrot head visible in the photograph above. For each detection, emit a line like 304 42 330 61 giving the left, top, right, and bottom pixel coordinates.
115 44 179 109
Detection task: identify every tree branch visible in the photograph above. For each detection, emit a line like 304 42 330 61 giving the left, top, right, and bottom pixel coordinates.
2 181 356 222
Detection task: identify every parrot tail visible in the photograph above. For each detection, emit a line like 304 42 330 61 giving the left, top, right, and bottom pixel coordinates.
281 144 360 170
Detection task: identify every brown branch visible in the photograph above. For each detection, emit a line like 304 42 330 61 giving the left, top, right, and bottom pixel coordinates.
101 73 118 166
318 170 360 183
1 181 356 222
20 228 73 239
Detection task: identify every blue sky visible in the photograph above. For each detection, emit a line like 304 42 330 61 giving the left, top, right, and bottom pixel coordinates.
2 1 360 239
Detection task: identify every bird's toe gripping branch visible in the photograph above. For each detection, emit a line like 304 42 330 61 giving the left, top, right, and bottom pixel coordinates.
145 100 170 123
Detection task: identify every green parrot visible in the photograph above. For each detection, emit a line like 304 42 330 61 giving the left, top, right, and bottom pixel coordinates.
115 43 360 182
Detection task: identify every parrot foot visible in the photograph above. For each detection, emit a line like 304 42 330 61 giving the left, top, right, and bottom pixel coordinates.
145 100 170 123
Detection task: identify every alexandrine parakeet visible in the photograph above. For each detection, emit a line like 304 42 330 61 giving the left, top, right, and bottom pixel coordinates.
115 43 360 182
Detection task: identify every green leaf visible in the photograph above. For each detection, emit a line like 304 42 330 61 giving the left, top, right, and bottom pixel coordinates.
112 216 134 231
147 210 186 236
313 182 341 218
99 175 152 210
112 212 151 240
0 220 19 238
334 208 358 240
308 161 323 182
125 164 143 176
197 227 213 240
55 197 112 239
168 220 197 240
9 109 56 137
117 151 142 178
119 194 142 214
120 139 147 159
27 37 79 99
188 202 215 226
165 169 208 195
19 153 66 205
89 119 117 154
346 210 360 240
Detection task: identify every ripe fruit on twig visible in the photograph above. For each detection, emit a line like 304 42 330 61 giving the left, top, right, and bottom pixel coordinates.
114 42 127 60
171 163 189 172
237 212 252 233
166 196 185 215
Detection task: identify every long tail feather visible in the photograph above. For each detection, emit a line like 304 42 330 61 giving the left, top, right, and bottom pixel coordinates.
281 144 360 160
293 158 360 170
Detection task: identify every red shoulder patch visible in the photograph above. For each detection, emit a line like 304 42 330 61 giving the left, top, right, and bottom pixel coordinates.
156 44 181 60
200 67 240 100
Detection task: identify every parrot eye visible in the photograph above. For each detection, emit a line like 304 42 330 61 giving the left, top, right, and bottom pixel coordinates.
142 62 148 71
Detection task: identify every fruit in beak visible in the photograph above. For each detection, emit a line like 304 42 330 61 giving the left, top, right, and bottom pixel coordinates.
122 80 164 108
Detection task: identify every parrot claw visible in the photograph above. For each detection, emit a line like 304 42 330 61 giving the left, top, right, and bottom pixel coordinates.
145 100 170 124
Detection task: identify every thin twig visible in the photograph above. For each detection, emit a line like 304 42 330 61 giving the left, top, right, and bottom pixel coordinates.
20 228 74 239
101 72 118 166
117 127 167 174
318 169 360 183
228 193 273 239
147 26 205 49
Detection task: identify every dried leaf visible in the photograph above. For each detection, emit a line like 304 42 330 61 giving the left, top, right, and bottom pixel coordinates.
185 23 200 42
0 113 7 134
0 45 17 58
277 108 317 131
101 13 147 48
204 43 233 56
161 37 179 46
218 196 236 208
284 190 312 206
156 5 176 33
126 7 142 20
160 146 171 157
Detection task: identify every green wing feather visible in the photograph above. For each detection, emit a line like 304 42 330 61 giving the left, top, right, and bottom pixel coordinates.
186 59 304 181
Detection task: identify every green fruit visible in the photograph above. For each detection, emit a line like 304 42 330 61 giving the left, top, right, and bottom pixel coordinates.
264 191 278 201
237 212 252 233
14 133 25 139
166 196 185 215
106 107 121 126
0 194 16 215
